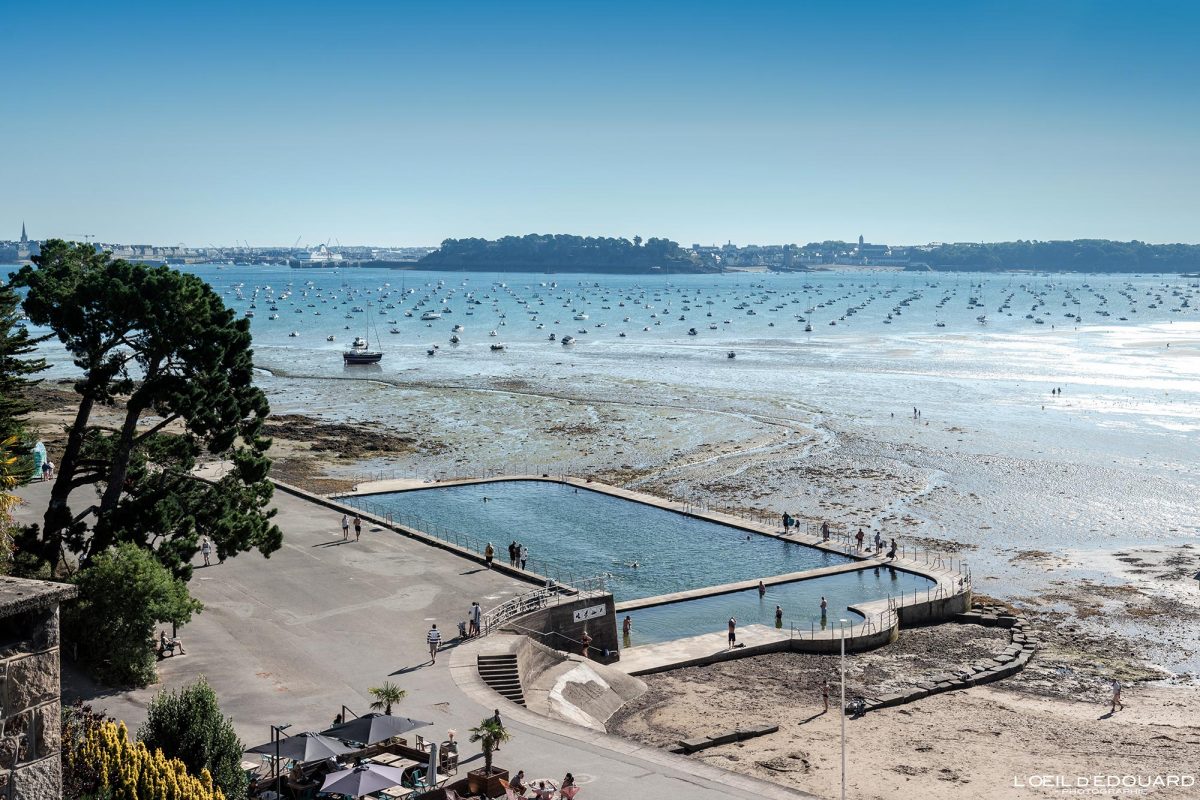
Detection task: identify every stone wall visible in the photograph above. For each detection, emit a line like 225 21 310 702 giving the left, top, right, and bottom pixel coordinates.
500 594 620 664
0 578 76 800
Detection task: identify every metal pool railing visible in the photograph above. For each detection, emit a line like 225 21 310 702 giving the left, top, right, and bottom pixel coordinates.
479 576 609 636
334 472 973 596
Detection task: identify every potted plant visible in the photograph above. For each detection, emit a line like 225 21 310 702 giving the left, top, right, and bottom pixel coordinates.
466 717 511 797
368 682 407 714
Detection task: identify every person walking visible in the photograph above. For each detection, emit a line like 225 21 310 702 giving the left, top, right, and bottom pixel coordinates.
727 617 737 648
200 535 213 567
353 514 362 541
1111 679 1124 713
519 543 529 570
341 514 350 540
484 542 495 568
426 624 442 664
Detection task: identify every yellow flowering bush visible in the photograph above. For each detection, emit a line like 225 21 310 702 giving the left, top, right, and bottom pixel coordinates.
74 719 225 800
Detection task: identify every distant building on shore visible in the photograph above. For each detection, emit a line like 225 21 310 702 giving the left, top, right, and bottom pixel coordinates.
17 222 32 263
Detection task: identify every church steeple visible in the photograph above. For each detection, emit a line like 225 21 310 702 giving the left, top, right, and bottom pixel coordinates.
20 222 27 244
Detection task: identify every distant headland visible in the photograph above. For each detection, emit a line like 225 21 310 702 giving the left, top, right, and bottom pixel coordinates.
416 234 717 274
417 236 1200 274
6 226 1200 273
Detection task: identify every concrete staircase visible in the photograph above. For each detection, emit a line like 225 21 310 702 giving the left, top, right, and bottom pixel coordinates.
477 654 525 706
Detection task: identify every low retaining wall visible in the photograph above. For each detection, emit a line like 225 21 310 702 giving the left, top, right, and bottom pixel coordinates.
895 589 973 626
272 479 549 589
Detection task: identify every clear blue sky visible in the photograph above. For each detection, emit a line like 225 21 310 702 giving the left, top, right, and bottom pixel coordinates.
3 0 1197 247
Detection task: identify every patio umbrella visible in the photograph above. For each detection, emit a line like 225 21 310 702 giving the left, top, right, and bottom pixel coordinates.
320 763 410 798
246 731 357 763
320 712 432 745
427 742 439 787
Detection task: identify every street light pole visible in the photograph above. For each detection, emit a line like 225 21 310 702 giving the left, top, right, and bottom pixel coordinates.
840 618 848 800
271 723 292 797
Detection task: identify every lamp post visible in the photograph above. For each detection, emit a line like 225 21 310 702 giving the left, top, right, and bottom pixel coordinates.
271 723 292 797
839 618 848 800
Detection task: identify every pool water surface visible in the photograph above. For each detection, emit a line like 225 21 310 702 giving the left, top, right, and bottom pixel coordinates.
346 480 849 601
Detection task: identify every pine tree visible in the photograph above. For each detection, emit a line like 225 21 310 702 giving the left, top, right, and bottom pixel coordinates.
0 278 47 453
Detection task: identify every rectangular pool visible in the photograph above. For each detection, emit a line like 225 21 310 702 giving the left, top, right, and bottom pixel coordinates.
345 480 850 601
620 565 934 647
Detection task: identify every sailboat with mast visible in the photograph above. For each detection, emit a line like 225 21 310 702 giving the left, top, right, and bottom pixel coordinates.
343 303 384 364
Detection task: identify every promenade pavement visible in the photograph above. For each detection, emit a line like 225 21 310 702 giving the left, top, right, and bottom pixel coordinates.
14 479 812 799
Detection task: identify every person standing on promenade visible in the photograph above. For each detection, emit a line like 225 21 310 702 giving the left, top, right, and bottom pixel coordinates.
887 538 897 560
469 602 481 636
353 514 362 541
509 540 518 567
491 709 503 751
1111 679 1124 713
484 543 495 568
727 617 737 648
520 543 529 570
822 679 831 712
200 535 213 566
874 530 883 552
855 528 865 551
820 596 828 620
821 520 830 541
426 624 442 664
341 514 350 540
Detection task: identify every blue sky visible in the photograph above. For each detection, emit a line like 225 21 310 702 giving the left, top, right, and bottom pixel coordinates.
2 0 1197 246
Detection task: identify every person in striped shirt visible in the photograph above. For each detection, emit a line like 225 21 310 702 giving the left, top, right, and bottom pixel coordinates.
427 624 442 664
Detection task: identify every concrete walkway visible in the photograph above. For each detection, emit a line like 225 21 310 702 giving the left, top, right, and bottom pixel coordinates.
14 479 812 799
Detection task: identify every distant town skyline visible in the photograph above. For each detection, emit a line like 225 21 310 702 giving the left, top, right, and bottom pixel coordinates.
3 1 1198 246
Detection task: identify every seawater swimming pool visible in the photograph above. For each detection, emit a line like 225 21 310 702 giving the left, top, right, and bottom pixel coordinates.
345 480 846 600
344 480 934 645
621 565 934 647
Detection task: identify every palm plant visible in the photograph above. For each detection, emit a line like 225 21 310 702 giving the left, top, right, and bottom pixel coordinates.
367 682 406 715
468 717 510 775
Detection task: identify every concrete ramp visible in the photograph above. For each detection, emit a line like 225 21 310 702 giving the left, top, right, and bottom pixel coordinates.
475 635 647 733
525 655 647 732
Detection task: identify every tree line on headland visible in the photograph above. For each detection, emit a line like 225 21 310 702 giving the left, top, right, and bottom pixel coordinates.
412 234 1200 274
418 233 716 273
905 240 1200 273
